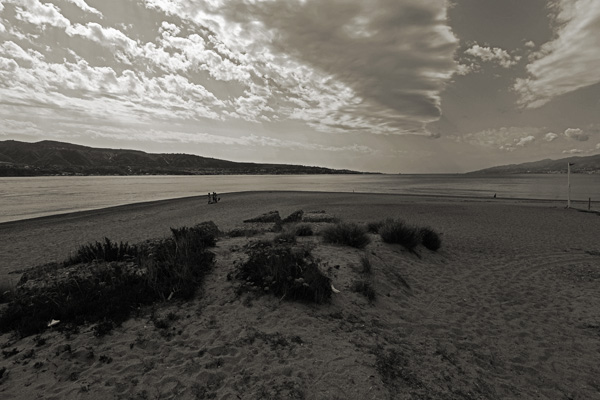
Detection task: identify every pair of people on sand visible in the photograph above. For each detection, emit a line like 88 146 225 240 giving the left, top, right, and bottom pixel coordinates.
208 192 220 204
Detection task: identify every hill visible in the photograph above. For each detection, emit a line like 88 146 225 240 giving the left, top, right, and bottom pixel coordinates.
468 153 600 174
0 140 365 176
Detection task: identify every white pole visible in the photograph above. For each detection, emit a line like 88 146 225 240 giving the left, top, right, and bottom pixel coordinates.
567 162 571 208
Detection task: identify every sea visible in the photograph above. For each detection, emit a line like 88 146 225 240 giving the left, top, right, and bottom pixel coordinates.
1 174 599 223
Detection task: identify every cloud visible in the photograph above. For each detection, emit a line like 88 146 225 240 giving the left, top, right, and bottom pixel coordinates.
514 0 600 108
524 40 535 49
457 127 543 150
562 149 583 154
464 43 518 68
8 0 71 28
515 135 535 147
63 0 102 17
564 128 589 141
143 0 460 134
544 132 558 142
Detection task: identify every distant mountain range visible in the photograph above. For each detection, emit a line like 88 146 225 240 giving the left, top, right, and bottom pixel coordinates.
469 154 600 174
0 140 367 176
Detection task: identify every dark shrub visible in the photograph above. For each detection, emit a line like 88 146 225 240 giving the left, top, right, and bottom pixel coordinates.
0 222 217 337
274 230 296 244
64 238 138 266
379 219 421 251
420 227 442 251
238 244 332 304
0 279 16 304
294 223 313 236
351 280 376 302
366 221 384 234
321 222 370 249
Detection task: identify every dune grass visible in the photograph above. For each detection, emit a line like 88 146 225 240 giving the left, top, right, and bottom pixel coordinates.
321 222 370 249
379 219 422 251
294 223 314 237
0 222 219 337
237 242 332 304
420 227 442 251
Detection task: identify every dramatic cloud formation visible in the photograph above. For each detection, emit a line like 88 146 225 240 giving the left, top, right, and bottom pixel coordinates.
564 128 589 141
144 0 459 133
1 0 600 172
514 0 600 107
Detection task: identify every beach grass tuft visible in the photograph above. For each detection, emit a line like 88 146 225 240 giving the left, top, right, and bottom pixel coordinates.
359 253 373 275
420 227 442 251
379 219 422 251
294 223 314 236
321 222 370 249
237 242 332 304
0 222 218 337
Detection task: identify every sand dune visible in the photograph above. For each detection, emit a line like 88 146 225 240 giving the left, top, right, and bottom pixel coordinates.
1 192 599 399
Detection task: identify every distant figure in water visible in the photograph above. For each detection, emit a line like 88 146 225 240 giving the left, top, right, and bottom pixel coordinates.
493 193 497 199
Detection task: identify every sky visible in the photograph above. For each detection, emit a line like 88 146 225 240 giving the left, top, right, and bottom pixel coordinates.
1 0 599 173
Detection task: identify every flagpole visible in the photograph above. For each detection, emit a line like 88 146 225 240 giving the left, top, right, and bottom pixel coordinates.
567 162 571 209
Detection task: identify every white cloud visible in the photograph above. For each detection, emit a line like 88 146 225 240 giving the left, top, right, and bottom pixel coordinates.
457 127 543 150
63 0 102 17
66 23 142 63
562 149 583 154
515 135 535 147
142 0 460 134
564 128 589 141
544 132 559 142
464 43 518 68
8 0 71 28
524 40 535 49
514 0 600 108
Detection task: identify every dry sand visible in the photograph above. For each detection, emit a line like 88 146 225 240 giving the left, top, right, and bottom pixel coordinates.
1 191 599 399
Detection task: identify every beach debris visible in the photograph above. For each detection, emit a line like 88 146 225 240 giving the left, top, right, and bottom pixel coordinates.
167 291 174 301
331 284 341 294
282 209 304 223
47 319 60 328
244 210 281 223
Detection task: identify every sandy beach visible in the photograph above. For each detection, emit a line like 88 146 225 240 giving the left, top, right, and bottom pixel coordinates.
1 191 599 399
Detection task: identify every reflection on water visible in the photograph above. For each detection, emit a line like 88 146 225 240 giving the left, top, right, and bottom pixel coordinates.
1 174 599 223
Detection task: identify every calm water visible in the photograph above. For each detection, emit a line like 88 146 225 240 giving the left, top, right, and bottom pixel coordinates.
1 174 599 223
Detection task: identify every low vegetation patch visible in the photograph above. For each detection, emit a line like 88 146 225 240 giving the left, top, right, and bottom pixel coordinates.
359 253 372 275
0 280 15 304
366 220 384 234
379 219 422 251
420 227 442 251
351 280 376 303
237 242 332 304
0 222 218 337
321 222 370 249
294 223 313 237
